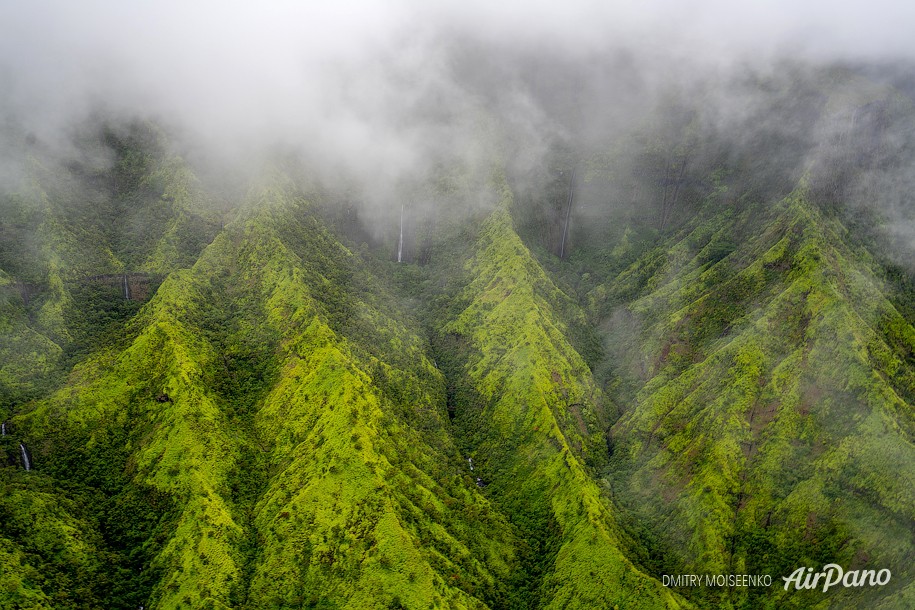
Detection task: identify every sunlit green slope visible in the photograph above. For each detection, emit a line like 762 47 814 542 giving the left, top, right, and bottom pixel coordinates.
238 184 518 609
595 186 915 609
431 181 688 609
4 105 913 610
11 178 518 609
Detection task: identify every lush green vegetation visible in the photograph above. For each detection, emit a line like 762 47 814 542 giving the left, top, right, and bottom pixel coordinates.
593 187 915 609
3 176 524 609
426 179 687 609
2 70 915 609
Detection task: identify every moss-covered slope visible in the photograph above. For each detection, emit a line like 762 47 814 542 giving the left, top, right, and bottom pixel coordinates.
598 187 915 609
0 269 62 407
0 466 117 609
9 179 518 609
0 123 220 411
434 182 688 609
238 186 518 609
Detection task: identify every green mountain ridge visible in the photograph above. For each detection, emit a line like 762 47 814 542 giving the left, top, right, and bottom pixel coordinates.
597 185 915 608
0 123 220 408
1 82 915 609
5 180 526 609
432 187 687 609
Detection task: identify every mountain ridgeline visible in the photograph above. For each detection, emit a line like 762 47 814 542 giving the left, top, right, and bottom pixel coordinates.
2 66 915 610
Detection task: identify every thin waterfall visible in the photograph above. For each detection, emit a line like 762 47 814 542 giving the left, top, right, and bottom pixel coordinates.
397 205 404 263
559 168 575 260
1 422 6 436
467 457 474 471
19 443 31 471
123 273 131 300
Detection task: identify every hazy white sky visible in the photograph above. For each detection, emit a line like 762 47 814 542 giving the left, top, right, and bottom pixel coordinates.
3 0 913 114
1 1 913 182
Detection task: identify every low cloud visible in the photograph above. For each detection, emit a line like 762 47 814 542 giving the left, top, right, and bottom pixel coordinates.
2 1 914 244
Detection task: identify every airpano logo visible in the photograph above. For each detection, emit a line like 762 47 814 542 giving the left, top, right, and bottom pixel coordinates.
782 564 891 592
